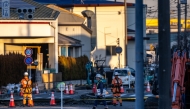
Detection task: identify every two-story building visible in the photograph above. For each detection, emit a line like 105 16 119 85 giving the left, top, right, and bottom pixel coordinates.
47 5 92 59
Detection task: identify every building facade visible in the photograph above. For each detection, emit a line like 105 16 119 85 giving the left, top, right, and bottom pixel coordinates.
0 0 60 73
47 5 92 59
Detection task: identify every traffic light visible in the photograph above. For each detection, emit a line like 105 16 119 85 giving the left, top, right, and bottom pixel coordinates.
149 44 155 51
116 38 119 45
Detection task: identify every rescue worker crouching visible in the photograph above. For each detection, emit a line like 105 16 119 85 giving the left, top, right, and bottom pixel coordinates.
111 72 123 106
92 74 108 109
20 72 33 107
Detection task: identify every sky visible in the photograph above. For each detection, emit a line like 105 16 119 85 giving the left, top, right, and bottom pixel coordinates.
113 0 190 19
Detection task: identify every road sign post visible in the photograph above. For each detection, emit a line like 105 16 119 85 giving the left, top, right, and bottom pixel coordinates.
2 0 10 18
57 82 65 109
24 48 33 79
115 46 122 68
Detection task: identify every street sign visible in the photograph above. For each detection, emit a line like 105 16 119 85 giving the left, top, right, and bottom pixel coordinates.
2 0 10 18
24 57 33 65
57 82 65 91
24 48 33 56
115 46 122 53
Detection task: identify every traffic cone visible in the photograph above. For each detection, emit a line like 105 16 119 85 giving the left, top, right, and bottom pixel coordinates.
120 86 124 93
50 92 56 106
9 93 15 107
35 85 39 94
92 84 97 94
146 82 151 92
65 85 69 94
69 84 74 95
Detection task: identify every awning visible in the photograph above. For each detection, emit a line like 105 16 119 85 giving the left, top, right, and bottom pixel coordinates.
58 33 82 46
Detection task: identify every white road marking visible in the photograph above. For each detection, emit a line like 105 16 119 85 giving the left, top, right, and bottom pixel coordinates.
34 97 42 98
121 94 126 97
129 94 136 97
145 94 154 97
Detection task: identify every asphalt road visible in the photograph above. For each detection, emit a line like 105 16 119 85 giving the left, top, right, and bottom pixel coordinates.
0 101 135 109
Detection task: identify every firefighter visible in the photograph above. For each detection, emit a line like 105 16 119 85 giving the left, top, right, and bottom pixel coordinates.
111 72 122 106
20 72 33 107
92 74 108 109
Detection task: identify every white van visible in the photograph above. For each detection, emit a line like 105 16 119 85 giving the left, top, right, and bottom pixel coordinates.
112 67 135 85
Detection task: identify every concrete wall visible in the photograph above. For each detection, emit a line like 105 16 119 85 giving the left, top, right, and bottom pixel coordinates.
73 6 126 69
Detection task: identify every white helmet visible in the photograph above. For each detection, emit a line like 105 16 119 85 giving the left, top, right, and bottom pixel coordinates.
114 72 119 76
24 72 28 76
96 74 102 78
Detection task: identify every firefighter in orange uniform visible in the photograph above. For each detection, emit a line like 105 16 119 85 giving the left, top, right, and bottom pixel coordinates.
111 72 123 106
20 72 33 107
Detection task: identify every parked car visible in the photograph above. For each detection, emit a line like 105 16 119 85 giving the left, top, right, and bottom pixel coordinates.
112 67 135 85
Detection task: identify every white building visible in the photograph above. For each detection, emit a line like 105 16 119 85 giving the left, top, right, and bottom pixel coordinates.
0 0 60 73
58 2 148 69
126 4 148 69
47 5 92 59
59 3 127 69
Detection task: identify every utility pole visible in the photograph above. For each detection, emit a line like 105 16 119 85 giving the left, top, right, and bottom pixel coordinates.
184 2 187 48
158 0 171 108
124 0 127 67
135 0 144 108
116 38 120 68
177 0 181 48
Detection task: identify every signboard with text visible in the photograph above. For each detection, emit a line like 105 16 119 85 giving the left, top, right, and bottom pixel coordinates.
2 0 10 18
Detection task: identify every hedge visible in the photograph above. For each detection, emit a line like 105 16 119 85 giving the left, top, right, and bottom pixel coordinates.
0 52 27 86
58 55 89 81
0 53 89 86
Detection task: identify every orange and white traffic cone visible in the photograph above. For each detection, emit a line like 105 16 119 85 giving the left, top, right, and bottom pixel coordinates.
35 85 39 94
92 84 97 94
50 92 56 106
65 85 69 94
69 84 74 95
120 86 124 93
9 93 15 107
146 82 151 92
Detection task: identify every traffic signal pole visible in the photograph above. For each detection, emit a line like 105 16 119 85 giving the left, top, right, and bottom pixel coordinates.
158 0 171 108
177 0 181 48
135 0 144 108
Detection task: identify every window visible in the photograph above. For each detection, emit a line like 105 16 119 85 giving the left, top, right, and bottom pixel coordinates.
68 47 73 57
61 47 66 56
87 17 91 28
106 46 116 56
75 47 80 57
